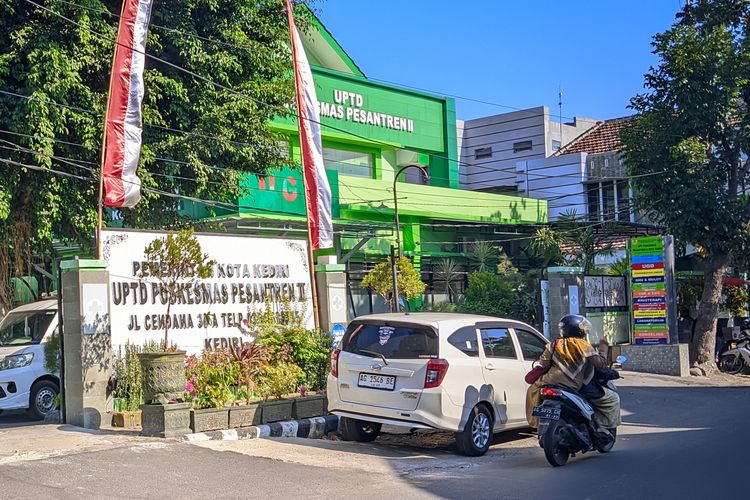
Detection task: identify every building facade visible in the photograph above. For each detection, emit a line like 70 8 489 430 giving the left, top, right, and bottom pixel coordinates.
458 106 598 193
191 12 549 318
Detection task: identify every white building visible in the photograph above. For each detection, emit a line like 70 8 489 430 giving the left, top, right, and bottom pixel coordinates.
458 106 598 194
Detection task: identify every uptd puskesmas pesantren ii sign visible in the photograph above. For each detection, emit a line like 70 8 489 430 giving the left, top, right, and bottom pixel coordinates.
101 229 314 355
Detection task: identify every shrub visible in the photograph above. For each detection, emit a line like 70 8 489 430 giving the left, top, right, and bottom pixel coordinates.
259 362 304 399
362 256 426 310
421 301 458 312
186 350 240 409
460 270 536 323
228 341 269 404
113 342 143 413
257 323 332 391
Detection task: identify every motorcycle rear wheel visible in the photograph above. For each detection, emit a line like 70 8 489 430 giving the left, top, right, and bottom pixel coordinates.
542 418 570 467
718 355 745 375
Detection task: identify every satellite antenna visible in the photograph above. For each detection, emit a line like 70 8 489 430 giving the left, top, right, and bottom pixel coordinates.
558 85 563 146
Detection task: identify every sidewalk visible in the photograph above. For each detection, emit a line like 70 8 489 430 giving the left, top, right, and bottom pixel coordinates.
618 369 750 388
0 423 161 466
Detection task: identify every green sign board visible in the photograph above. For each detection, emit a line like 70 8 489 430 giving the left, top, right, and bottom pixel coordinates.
629 235 669 345
631 236 664 256
274 68 447 152
240 167 339 218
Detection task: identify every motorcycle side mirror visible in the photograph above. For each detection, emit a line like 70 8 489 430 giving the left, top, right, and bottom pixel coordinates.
616 355 629 364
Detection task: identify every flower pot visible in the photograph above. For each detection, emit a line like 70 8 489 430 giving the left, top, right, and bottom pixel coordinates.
190 407 230 433
137 351 186 404
140 403 192 438
292 395 328 420
228 403 262 428
112 410 142 428
260 398 293 423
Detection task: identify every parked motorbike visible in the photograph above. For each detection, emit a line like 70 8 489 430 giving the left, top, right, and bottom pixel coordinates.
533 355 627 467
718 331 750 374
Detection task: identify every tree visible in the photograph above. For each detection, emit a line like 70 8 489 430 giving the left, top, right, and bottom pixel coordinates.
469 241 498 272
140 229 214 346
362 257 426 310
0 0 309 309
621 0 750 370
435 258 460 303
460 250 537 323
530 210 615 274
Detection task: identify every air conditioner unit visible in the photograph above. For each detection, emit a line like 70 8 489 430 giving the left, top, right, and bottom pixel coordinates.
396 150 429 167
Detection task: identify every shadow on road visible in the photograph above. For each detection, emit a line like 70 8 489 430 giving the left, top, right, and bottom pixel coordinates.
397 384 750 500
0 409 38 428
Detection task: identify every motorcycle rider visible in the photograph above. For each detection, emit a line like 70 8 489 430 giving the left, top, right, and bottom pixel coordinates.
526 314 622 432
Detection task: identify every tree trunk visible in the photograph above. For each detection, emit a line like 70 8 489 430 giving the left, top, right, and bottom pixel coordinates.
691 254 729 373
164 297 171 348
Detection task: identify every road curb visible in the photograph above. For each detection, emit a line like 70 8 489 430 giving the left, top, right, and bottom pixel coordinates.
182 415 339 442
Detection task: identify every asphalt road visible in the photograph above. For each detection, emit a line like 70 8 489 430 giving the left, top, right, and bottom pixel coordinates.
1 376 749 499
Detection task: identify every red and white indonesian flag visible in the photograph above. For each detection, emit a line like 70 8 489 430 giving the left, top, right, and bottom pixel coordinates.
285 0 333 250
102 0 154 208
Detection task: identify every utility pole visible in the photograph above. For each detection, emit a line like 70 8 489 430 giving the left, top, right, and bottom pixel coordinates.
393 165 429 258
391 165 428 311
390 244 399 313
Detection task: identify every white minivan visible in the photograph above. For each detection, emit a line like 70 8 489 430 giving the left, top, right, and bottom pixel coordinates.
0 299 60 419
327 312 549 456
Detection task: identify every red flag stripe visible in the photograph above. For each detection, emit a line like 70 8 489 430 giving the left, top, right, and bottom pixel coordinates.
286 0 333 250
102 0 153 208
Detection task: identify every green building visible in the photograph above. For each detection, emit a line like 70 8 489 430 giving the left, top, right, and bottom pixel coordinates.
201 13 548 315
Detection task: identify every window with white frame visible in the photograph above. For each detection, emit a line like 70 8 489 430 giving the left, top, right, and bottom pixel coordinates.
322 147 373 177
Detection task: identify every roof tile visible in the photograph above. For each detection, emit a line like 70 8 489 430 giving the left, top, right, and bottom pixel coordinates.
556 116 634 155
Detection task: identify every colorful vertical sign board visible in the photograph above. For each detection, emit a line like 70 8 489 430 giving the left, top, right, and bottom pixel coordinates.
630 236 669 344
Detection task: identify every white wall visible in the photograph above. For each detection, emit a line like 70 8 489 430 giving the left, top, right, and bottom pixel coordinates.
516 153 588 221
459 106 597 191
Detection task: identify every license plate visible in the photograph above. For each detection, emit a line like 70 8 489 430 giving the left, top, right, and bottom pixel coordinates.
532 406 561 420
357 373 396 391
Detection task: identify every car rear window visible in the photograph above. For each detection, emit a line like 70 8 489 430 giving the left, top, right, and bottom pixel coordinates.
342 323 439 359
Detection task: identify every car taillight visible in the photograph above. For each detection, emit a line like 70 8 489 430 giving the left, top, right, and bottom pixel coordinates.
331 348 340 378
424 359 449 389
541 387 560 398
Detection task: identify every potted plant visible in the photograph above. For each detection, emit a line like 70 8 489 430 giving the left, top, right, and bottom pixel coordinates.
112 342 143 428
137 229 214 438
292 385 328 420
258 361 303 423
137 229 214 404
227 341 268 428
186 351 235 433
254 312 332 421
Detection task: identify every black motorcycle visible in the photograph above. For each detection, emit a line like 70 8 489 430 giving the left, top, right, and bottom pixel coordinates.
532 355 626 467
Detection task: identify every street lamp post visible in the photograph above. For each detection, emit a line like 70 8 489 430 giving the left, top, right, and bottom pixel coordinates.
390 165 429 312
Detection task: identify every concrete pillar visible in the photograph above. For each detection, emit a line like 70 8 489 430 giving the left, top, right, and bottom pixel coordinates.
315 255 348 340
61 259 113 429
546 266 584 340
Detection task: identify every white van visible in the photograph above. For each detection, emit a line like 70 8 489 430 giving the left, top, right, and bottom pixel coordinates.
0 299 59 419
328 313 549 456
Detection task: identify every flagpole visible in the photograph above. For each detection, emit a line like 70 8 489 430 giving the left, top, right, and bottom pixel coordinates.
305 222 322 332
286 0 321 332
96 0 129 260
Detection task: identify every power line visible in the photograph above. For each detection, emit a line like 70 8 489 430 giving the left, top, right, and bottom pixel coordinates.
7 4 664 225
17 1 608 188
0 126 659 228
50 0 600 125
2 137 640 243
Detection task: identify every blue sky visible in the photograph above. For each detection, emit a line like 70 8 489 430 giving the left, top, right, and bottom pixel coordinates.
316 0 682 121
